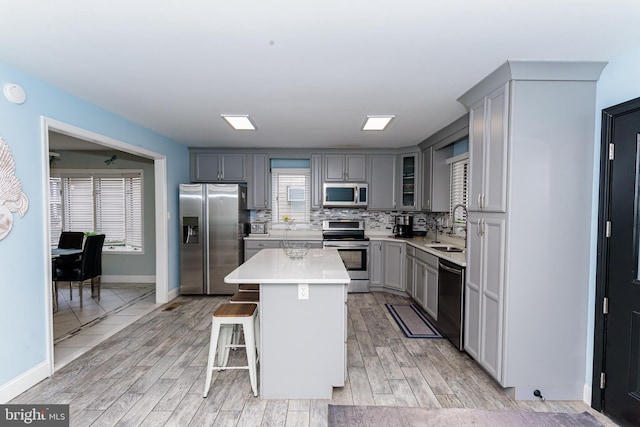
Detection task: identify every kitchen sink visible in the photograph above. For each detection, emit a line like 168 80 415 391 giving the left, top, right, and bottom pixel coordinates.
428 245 465 253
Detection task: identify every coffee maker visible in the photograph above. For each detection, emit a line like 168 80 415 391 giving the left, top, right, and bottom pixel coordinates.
393 215 413 238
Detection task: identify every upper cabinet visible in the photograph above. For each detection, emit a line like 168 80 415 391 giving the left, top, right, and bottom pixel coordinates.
192 153 246 182
367 154 396 210
248 154 269 210
324 154 366 182
467 84 509 212
419 115 467 212
398 152 420 211
420 146 450 212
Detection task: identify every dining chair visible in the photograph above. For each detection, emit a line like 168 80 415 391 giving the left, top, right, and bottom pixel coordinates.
58 231 85 249
54 231 86 270
55 234 105 305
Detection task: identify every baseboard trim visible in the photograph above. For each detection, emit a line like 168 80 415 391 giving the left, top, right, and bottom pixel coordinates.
167 286 180 302
0 360 50 404
583 384 592 405
101 275 155 284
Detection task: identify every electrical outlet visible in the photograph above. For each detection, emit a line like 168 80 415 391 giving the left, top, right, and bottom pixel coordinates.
298 283 309 300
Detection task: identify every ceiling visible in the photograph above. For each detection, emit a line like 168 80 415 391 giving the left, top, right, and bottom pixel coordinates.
2 0 640 150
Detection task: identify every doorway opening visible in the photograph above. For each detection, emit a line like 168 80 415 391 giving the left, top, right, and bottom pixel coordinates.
42 117 169 373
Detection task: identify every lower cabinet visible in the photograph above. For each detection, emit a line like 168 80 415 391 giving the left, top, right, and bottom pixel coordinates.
370 240 383 286
464 213 506 382
425 256 439 320
414 248 439 319
405 245 415 298
244 239 322 261
383 241 405 291
413 257 427 308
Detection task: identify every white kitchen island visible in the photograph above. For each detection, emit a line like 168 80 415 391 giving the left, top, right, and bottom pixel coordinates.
224 248 350 399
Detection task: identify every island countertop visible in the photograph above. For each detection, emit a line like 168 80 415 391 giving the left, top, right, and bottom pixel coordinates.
225 248 350 284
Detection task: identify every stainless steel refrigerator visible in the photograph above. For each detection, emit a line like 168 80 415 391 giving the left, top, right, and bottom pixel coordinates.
179 183 249 295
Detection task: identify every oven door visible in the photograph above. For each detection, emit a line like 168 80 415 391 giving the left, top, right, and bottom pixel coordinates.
323 241 369 280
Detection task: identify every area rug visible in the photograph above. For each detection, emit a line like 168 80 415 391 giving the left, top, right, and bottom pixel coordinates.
327 405 604 427
385 303 443 338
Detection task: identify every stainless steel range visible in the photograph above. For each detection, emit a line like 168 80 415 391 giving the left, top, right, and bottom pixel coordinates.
322 220 369 293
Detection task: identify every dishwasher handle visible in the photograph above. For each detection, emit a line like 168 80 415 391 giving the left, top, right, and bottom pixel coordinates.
439 261 463 275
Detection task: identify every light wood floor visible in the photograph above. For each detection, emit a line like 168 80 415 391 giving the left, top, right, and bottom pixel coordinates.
13 292 616 426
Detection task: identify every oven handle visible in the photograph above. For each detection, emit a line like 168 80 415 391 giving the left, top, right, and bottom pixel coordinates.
323 242 369 249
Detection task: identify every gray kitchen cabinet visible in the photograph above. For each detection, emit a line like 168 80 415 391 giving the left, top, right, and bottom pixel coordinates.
456 59 605 399
383 240 404 292
405 245 415 298
425 255 439 320
367 155 397 210
467 84 508 212
311 154 323 209
464 212 505 381
192 153 246 182
249 153 269 209
370 240 383 286
324 154 366 182
244 239 281 261
414 258 427 310
415 248 438 318
244 239 322 261
421 146 450 212
398 152 420 211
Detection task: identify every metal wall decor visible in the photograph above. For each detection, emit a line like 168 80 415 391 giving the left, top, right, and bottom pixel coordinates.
0 136 29 240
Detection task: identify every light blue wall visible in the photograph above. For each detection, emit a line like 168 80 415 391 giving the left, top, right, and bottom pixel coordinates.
585 46 640 389
0 62 189 389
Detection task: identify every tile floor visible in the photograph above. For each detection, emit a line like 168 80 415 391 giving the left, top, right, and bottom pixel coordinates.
53 283 160 370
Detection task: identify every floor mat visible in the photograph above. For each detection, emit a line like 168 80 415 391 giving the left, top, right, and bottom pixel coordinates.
385 303 443 338
328 405 604 427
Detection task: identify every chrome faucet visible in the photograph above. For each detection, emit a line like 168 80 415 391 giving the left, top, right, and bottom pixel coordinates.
452 204 468 236
431 217 440 243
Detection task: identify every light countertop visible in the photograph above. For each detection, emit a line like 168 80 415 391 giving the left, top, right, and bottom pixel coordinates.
366 233 467 267
245 230 322 240
225 248 350 284
243 229 466 267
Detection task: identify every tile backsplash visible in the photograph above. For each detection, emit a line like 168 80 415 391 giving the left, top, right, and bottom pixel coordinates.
252 208 457 236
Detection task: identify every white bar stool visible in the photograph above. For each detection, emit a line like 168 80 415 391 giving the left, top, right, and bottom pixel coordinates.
203 303 258 398
229 291 260 358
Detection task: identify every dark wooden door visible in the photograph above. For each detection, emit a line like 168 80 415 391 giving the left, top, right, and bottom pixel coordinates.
595 97 640 426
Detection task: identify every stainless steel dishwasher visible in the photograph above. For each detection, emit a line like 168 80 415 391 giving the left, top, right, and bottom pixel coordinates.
438 259 465 351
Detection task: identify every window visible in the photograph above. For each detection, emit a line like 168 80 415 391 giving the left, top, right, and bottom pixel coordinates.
271 168 310 224
448 153 469 227
49 170 143 252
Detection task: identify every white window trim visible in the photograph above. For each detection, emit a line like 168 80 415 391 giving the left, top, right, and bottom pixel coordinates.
271 167 311 228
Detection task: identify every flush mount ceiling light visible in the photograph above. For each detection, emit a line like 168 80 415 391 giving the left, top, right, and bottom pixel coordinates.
362 115 395 131
221 114 257 130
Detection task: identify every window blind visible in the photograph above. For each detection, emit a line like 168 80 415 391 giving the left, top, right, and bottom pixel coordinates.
49 170 143 251
49 177 63 246
271 168 310 223
449 156 469 223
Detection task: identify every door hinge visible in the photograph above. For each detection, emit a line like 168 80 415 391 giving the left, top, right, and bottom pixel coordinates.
609 143 615 160
605 221 611 238
600 372 606 389
603 297 609 315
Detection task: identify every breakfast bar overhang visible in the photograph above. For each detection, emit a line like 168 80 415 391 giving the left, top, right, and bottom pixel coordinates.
225 248 350 399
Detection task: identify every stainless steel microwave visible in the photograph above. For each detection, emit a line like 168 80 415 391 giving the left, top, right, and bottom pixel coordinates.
322 183 368 207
